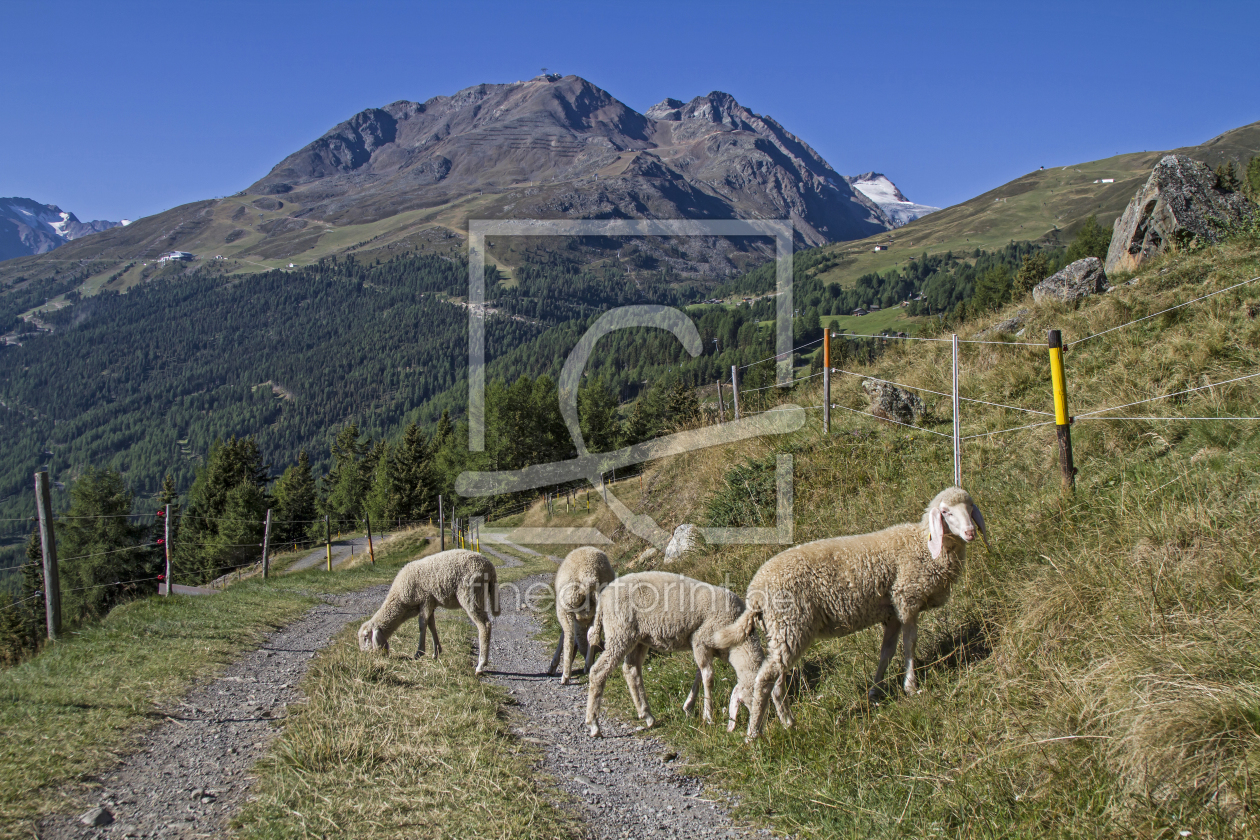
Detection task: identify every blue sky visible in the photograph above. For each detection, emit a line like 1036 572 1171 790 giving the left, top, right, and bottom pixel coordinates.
3 0 1257 222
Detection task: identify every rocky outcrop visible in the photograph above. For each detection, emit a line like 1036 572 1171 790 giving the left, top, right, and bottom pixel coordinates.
976 308 1030 340
1105 154 1255 274
663 524 700 564
862 380 925 425
1033 258 1108 305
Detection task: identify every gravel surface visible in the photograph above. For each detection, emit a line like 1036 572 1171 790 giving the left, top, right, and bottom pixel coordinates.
491 570 761 840
36 585 388 839
286 536 372 572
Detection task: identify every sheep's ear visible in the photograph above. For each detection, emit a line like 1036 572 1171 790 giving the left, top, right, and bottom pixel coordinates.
928 505 944 559
971 504 989 548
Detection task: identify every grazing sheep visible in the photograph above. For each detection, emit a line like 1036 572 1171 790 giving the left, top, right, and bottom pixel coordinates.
358 549 500 674
583 571 787 738
714 486 987 741
547 546 616 684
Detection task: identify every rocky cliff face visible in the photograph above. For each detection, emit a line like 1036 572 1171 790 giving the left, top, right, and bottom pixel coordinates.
0 198 126 261
249 77 892 248
1105 154 1254 274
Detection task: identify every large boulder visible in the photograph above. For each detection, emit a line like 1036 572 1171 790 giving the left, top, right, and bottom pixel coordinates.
663 524 700 564
1105 154 1254 274
1032 258 1108 305
862 379 924 425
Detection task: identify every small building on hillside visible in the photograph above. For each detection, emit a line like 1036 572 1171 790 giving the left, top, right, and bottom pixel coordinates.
873 244 890 252
851 307 868 317
159 251 194 262
869 303 882 311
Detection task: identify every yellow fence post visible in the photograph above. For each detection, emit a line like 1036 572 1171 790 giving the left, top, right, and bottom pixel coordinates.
1047 329 1076 491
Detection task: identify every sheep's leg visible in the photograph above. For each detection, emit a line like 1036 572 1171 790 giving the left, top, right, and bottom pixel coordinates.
415 599 435 659
576 620 593 674
469 607 492 675
726 682 743 732
772 673 793 729
683 667 702 715
547 634 564 676
901 615 920 695
868 619 902 700
690 642 716 724
428 607 442 657
559 613 579 684
746 649 787 742
585 636 630 738
622 644 655 728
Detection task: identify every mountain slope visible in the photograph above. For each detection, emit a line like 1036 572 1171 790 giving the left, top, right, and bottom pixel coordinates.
0 76 891 297
812 119 1260 288
0 198 126 260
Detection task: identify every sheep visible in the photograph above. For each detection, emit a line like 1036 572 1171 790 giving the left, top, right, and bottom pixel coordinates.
547 546 616 684
358 549 500 674
583 571 788 738
714 486 987 741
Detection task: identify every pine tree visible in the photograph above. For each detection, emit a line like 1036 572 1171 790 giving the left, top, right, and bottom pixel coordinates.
184 437 271 581
1065 215 1112 262
578 377 621 452
1247 156 1260 199
0 530 46 665
1215 161 1242 192
1015 252 1051 296
58 468 148 621
322 425 370 527
273 451 318 545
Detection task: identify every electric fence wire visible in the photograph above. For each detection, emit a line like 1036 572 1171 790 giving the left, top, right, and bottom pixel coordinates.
736 335 824 370
1067 275 1260 348
1075 371 1260 418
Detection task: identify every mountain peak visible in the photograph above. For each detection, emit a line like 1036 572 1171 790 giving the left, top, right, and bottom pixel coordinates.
1 197 125 260
846 174 938 228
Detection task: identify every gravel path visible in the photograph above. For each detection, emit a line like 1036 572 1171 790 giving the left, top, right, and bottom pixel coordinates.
491 571 761 840
286 536 371 573
36 585 388 839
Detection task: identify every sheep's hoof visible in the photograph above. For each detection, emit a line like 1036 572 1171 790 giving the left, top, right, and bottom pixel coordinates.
413 652 425 661
681 699 695 715
727 719 737 733
559 676 570 686
636 715 656 731
587 723 601 738
475 663 488 675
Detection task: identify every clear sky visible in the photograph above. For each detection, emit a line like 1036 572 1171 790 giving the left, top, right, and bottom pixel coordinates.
3 0 1257 223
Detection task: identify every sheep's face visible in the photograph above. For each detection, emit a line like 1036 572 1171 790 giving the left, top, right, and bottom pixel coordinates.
358 621 389 653
928 491 988 559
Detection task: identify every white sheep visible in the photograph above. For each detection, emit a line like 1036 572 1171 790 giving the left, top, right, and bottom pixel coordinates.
547 546 616 684
714 486 987 741
358 549 500 674
583 571 787 738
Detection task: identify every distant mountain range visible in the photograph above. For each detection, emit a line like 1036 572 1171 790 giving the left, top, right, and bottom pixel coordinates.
0 75 939 286
0 198 127 260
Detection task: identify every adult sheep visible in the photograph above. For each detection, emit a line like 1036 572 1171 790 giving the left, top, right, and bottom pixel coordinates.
715 486 987 741
583 571 787 738
358 549 500 674
547 546 616 684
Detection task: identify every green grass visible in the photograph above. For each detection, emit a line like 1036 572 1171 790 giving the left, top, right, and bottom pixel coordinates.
0 537 430 838
823 306 921 336
232 541 576 839
586 233 1260 838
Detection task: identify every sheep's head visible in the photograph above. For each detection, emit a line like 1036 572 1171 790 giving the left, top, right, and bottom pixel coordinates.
926 487 988 559
357 620 389 654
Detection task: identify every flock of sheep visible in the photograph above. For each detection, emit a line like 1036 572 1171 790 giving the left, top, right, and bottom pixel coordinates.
357 485 987 741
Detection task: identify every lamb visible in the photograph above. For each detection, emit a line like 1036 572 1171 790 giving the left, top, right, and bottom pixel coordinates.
357 549 500 674
714 486 987 741
547 546 616 684
583 571 787 738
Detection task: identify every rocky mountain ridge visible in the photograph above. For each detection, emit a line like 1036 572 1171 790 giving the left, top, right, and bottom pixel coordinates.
0 197 127 261
846 172 939 227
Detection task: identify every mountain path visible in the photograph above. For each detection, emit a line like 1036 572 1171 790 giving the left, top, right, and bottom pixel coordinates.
36 585 389 839
490 569 761 839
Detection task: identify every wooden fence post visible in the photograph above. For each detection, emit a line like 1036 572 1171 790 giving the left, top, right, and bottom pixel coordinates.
952 334 961 487
365 514 375 564
34 471 61 640
822 327 831 434
324 515 332 571
163 503 172 595
1048 329 1076 490
439 495 445 551
730 365 741 420
261 508 272 579
717 379 726 423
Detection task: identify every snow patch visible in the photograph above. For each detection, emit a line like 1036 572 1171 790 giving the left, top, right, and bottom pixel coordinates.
849 173 939 228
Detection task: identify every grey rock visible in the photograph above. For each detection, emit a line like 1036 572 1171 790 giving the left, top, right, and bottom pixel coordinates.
861 379 925 425
1105 154 1255 274
1032 258 1108 305
976 308 1030 340
80 807 114 827
632 546 660 568
663 524 700 564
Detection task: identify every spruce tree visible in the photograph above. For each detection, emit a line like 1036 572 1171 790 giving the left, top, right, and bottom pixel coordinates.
58 468 148 621
578 377 621 452
273 451 318 545
184 437 271 581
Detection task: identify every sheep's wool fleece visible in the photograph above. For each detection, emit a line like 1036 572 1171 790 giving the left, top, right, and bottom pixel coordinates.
746 488 974 644
372 549 496 629
600 571 745 652
555 547 615 618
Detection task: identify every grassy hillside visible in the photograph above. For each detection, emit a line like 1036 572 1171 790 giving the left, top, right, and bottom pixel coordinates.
810 120 1260 291
562 229 1260 837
